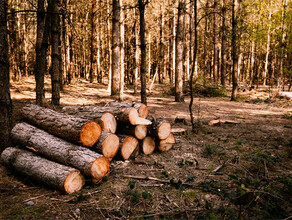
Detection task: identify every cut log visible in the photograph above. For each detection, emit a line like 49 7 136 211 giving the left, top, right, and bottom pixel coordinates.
141 136 155 155
171 128 187 135
107 101 149 118
11 123 110 181
62 105 117 133
1 147 85 194
94 131 119 161
22 104 102 147
117 123 147 140
158 133 176 152
148 117 172 140
119 135 139 160
117 107 152 125
208 119 240 126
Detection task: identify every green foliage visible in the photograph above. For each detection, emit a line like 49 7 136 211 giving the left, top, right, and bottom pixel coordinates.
250 150 282 164
128 180 136 190
161 170 169 178
142 191 153 201
203 144 225 156
283 111 292 120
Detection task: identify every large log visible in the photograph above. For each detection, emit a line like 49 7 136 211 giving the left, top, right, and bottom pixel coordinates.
119 135 139 160
1 147 85 194
94 131 119 161
11 123 110 181
140 136 155 155
157 133 176 152
107 101 149 118
148 117 172 140
117 123 147 140
22 104 102 147
62 105 117 133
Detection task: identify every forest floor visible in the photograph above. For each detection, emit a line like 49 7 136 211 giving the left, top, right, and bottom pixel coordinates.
1 76 292 219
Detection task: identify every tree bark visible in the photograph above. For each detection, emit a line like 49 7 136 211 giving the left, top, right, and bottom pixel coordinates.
175 0 185 102
50 0 61 105
108 101 149 118
138 0 147 104
107 0 112 92
11 123 110 181
213 0 218 83
221 0 226 87
0 0 12 152
89 0 98 83
148 117 171 140
1 147 85 194
111 0 120 96
120 0 125 100
22 104 102 147
231 0 239 101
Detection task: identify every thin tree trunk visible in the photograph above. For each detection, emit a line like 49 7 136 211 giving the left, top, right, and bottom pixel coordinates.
231 0 239 101
213 0 218 83
175 0 185 102
89 0 98 83
279 0 287 91
50 0 61 106
138 0 147 104
107 0 112 91
263 10 272 86
111 0 120 96
134 9 139 94
203 16 208 85
172 7 176 84
221 0 226 86
0 0 12 152
120 0 125 100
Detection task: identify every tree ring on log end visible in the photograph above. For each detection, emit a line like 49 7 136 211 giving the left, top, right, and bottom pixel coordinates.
158 122 171 140
121 136 139 160
64 170 85 194
80 121 101 147
102 134 119 160
138 104 149 118
135 125 147 140
101 112 117 133
143 136 155 155
128 108 139 125
90 157 110 181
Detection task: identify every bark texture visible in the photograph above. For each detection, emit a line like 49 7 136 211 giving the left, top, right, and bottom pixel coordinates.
148 117 171 140
108 101 149 118
22 104 102 147
11 123 110 181
1 147 85 194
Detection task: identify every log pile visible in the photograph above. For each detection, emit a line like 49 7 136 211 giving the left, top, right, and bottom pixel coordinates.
1 102 176 194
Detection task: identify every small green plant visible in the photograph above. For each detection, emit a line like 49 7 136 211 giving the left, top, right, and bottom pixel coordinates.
142 191 153 201
283 112 292 120
203 144 225 156
161 170 169 178
128 180 136 190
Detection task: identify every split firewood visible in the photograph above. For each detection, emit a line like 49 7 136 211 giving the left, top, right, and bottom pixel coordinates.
140 136 155 155
117 122 147 140
1 147 85 194
107 101 149 118
157 133 176 152
62 105 117 133
148 117 172 140
11 123 110 181
118 135 139 160
94 131 119 161
22 104 102 147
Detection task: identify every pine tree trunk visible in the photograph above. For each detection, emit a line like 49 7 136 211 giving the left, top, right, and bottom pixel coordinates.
221 0 226 87
175 0 185 102
107 0 112 92
120 0 125 100
22 104 102 147
0 0 12 152
89 0 98 83
1 147 85 194
138 0 147 104
134 9 139 94
111 0 120 96
11 123 110 181
263 10 272 86
213 0 218 83
50 0 61 105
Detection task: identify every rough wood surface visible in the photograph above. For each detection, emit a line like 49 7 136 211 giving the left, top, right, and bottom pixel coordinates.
22 104 102 147
117 123 147 140
141 136 155 155
107 101 149 118
62 105 117 133
94 131 119 160
119 135 139 160
117 107 152 125
1 147 85 194
158 133 176 152
148 117 171 140
11 123 110 181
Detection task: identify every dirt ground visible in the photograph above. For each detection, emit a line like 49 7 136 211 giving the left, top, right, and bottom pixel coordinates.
1 76 292 219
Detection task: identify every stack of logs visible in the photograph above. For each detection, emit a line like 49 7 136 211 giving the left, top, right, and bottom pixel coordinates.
1 102 176 194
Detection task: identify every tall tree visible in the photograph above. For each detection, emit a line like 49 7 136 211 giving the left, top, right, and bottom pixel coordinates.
221 0 226 86
0 0 12 152
175 0 185 102
34 0 53 106
111 0 120 96
50 0 61 105
231 0 239 101
120 0 125 100
138 0 148 104
213 0 218 82
89 0 98 83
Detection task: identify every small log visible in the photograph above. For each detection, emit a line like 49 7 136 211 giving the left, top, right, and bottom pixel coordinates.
148 117 171 140
117 123 147 140
117 107 152 125
119 135 139 160
62 105 117 133
94 131 119 161
158 133 176 152
208 119 240 126
22 104 102 147
1 147 85 194
11 123 110 181
171 128 187 135
141 136 155 155
107 101 149 118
